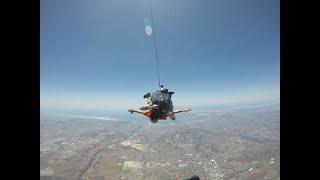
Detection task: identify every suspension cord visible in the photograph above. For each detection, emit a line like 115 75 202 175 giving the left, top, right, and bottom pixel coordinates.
148 0 161 89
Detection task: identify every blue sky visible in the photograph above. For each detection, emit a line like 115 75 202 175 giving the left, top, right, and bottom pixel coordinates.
41 0 279 111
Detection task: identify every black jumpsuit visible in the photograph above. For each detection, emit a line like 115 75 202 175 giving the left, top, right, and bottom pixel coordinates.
150 90 174 112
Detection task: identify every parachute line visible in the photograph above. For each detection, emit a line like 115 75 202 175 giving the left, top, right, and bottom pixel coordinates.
148 0 161 89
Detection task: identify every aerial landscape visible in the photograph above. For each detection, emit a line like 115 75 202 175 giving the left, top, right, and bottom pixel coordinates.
41 104 279 180
41 0 280 179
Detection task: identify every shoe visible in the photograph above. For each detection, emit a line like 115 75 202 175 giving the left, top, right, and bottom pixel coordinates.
143 93 151 99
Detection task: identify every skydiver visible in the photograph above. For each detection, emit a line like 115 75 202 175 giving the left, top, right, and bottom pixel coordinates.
133 85 189 122
139 92 153 110
140 89 173 111
128 105 191 123
128 105 163 123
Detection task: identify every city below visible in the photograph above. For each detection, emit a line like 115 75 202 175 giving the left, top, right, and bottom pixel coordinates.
41 104 280 180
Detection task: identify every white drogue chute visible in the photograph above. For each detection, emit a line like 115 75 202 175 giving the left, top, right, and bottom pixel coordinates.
144 17 153 36
145 25 152 36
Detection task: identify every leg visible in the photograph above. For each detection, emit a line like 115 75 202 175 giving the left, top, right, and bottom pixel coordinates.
143 92 151 99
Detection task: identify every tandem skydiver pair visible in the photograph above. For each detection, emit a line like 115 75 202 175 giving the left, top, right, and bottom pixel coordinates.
128 85 191 123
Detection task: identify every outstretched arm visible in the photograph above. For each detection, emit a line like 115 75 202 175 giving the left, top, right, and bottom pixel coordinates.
173 108 192 114
128 109 145 114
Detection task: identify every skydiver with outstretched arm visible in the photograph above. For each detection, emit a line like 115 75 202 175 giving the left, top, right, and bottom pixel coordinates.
128 106 192 122
128 105 162 123
128 109 145 115
129 85 191 122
